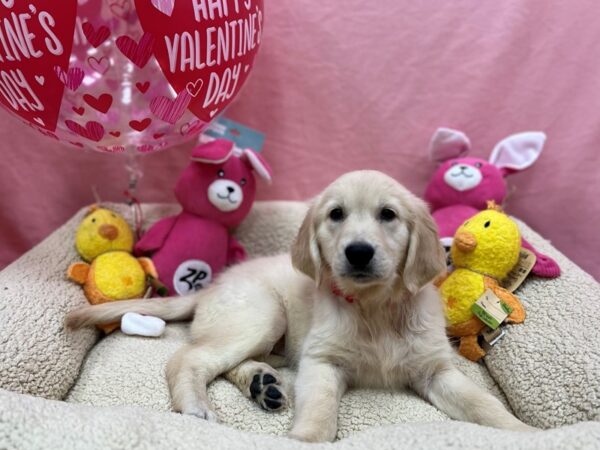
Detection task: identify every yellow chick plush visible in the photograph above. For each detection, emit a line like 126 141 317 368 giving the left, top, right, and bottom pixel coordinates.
437 202 526 361
67 206 159 333
75 207 134 262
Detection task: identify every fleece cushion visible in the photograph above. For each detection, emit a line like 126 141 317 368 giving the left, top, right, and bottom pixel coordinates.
3 389 600 450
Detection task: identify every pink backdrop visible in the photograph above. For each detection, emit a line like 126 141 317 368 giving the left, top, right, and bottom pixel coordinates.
1 0 599 279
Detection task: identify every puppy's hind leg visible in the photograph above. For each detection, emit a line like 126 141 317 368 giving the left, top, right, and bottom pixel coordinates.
166 284 287 421
414 364 536 432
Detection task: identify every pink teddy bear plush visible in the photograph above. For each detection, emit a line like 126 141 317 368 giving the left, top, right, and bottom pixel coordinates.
135 139 272 295
424 127 560 278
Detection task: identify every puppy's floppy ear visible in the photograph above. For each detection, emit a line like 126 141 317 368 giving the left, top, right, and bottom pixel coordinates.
291 201 322 283
402 198 445 294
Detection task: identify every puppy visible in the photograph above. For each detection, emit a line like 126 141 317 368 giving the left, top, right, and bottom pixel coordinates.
66 170 533 442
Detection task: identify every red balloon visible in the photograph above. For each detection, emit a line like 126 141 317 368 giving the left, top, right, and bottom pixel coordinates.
0 0 264 154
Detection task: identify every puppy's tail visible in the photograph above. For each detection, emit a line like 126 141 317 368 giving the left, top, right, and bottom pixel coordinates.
65 295 198 330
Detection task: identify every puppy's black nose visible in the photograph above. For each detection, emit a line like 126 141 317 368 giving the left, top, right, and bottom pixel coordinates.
345 242 375 268
227 186 235 193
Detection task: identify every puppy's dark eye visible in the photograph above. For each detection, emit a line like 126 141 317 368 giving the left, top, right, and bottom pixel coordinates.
329 207 344 222
240 178 247 186
379 208 397 222
217 169 225 177
475 162 483 168
484 220 491 228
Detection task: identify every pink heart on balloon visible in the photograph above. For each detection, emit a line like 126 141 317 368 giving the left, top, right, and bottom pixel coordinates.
150 0 175 17
116 32 155 68
54 66 84 91
88 56 110 74
82 22 111 48
129 118 152 132
65 120 105 142
179 119 205 136
150 90 191 125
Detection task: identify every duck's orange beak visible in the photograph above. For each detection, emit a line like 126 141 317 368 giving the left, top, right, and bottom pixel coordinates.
99 224 119 241
454 231 477 253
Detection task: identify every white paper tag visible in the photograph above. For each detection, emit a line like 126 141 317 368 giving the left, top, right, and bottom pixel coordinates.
502 248 537 292
471 289 512 330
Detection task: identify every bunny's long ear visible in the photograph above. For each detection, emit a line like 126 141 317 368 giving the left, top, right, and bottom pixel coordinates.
489 132 546 176
243 149 272 183
190 139 234 164
429 128 471 163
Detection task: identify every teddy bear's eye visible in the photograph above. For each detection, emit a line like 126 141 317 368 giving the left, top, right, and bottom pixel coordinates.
111 213 116 218
91 218 96 223
484 220 491 228
475 162 483 168
217 169 225 177
240 178 247 186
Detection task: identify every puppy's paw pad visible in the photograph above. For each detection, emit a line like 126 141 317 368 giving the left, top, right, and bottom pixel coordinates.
249 371 287 411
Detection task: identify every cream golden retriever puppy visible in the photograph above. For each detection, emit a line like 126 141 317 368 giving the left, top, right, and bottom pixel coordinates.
66 170 533 442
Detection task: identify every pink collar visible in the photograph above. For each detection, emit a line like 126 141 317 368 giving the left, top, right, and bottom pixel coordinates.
331 283 355 304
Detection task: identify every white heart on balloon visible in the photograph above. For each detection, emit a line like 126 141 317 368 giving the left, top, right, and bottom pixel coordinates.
150 0 175 17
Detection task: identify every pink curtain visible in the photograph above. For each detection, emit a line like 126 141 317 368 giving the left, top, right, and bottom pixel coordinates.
1 0 598 279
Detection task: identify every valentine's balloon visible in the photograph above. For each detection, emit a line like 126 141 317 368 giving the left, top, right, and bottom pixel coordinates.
0 0 263 154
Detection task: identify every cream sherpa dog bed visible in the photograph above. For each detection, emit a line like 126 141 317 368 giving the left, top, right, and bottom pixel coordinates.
1 202 599 449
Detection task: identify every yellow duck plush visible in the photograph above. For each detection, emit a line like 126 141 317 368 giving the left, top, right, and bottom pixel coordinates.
67 206 160 334
437 202 526 361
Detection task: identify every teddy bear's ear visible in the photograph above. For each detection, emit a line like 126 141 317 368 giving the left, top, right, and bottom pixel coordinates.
429 128 471 163
243 149 272 184
190 139 234 164
489 132 546 176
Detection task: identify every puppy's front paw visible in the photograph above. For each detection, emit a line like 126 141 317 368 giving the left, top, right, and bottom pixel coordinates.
288 427 336 443
182 404 219 422
250 371 287 411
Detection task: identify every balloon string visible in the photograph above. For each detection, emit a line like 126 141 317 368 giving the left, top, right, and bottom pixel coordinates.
124 154 144 239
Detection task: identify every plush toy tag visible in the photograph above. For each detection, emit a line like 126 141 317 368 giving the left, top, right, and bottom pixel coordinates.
501 248 537 292
472 289 512 330
200 117 265 153
481 326 506 352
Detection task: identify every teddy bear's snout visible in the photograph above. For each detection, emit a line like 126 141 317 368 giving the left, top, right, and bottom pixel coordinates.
99 224 119 241
454 231 477 253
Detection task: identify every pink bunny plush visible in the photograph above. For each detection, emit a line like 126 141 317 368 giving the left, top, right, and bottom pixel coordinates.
424 127 560 278
134 139 272 295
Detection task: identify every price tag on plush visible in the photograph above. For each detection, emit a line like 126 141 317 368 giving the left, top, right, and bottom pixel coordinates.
502 248 537 292
200 116 265 153
471 289 513 330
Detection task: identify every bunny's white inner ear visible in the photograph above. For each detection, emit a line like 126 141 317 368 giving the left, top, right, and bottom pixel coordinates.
489 132 546 170
429 127 471 163
244 149 272 183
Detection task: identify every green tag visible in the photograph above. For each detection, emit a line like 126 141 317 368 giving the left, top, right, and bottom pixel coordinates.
471 289 510 330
